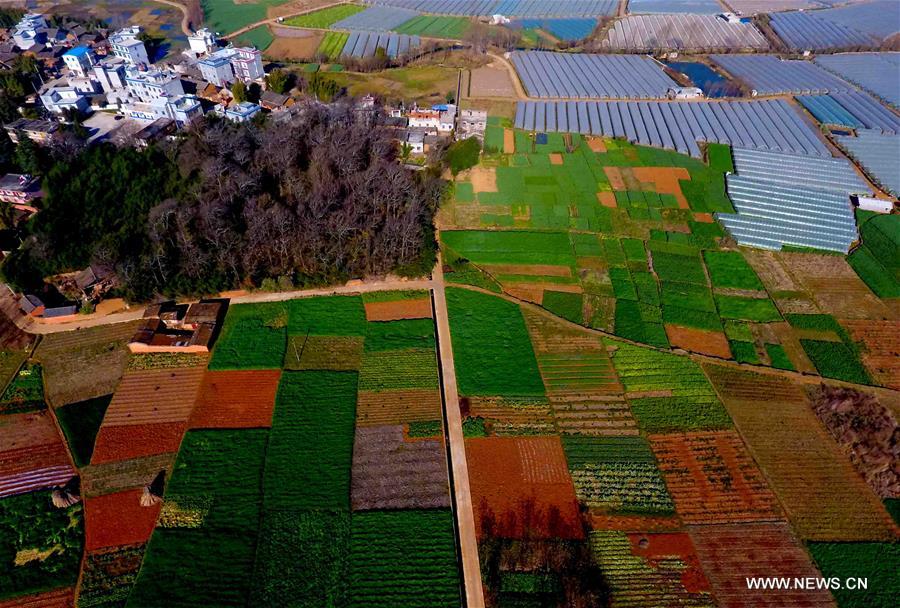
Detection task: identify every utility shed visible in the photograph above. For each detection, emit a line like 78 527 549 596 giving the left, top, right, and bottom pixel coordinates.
716 147 868 253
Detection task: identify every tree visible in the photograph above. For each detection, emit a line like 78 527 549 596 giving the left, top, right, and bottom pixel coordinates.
266 68 289 94
444 137 481 175
14 135 43 175
231 80 247 103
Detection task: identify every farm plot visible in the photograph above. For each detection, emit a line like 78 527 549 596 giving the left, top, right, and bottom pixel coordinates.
848 212 898 299
562 435 675 515
705 364 896 540
358 348 438 391
33 320 140 407
0 411 75 499
80 453 176 499
363 297 431 321
84 488 161 552
209 302 288 370
355 388 442 425
55 395 111 467
0 490 83 602
393 15 470 39
77 545 146 608
786 314 872 385
200 0 293 35
606 341 732 433
690 523 836 608
590 531 715 608
808 543 899 608
0 362 45 414
842 320 900 390
317 31 350 60
264 371 357 511
364 318 435 351
284 4 364 28
284 335 364 371
650 431 783 524
350 424 449 510
348 510 460 608
188 370 281 429
466 436 583 539
465 395 557 436
446 288 545 397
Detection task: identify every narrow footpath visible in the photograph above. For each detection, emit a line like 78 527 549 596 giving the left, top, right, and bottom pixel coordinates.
432 252 485 608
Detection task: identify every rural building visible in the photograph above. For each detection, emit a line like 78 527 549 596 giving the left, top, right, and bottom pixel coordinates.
133 117 176 148
458 109 487 140
408 109 440 130
39 86 90 114
109 26 149 66
124 67 184 103
854 195 894 214
398 129 425 155
4 118 58 144
128 300 223 353
63 45 94 77
198 47 264 87
0 173 40 212
188 28 217 55
11 13 47 50
93 57 128 93
19 293 77 319
215 101 261 123
259 90 294 111
668 86 704 99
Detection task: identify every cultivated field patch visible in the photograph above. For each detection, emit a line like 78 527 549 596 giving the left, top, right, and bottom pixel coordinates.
77 545 145 608
0 410 75 499
84 489 161 552
284 335 364 371
189 370 281 429
363 298 431 321
355 388 442 426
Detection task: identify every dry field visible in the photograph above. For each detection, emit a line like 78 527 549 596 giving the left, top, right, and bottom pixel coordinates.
350 424 449 511
689 523 836 608
469 63 518 98
364 298 432 321
0 410 75 498
266 29 323 61
842 320 900 389
189 370 281 429
650 430 783 524
101 367 205 426
84 488 162 552
34 320 142 407
665 325 731 359
704 365 897 540
80 453 175 498
356 388 443 425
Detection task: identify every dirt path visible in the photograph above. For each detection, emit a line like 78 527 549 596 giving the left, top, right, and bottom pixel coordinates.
150 0 192 37
432 251 486 608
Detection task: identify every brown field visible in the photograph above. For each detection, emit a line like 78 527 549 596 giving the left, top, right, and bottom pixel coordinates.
483 264 572 277
469 64 517 98
502 284 545 304
0 586 74 608
604 166 625 190
84 488 161 552
189 370 281 429
650 431 783 524
842 320 900 389
779 252 892 319
597 191 616 208
356 388 443 425
284 335 364 370
78 545 145 608
101 367 205 427
588 513 681 531
0 411 74 498
665 324 732 359
690 523 836 608
467 436 583 540
550 395 638 436
33 320 142 407
0 410 64 452
465 396 556 435
586 137 606 152
92 422 187 465
705 365 897 540
549 153 563 165
632 166 690 208
350 424 449 510
266 32 322 61
743 249 801 293
503 128 514 153
80 453 175 498
469 165 497 193
364 298 432 321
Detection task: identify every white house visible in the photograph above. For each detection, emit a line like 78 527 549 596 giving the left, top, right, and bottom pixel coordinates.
93 57 128 93
62 46 94 78
458 109 487 140
438 105 456 133
124 67 184 103
188 28 217 55
408 109 440 130
198 47 264 87
12 13 47 50
854 195 894 214
215 101 261 123
40 86 90 114
110 26 150 66
667 86 703 100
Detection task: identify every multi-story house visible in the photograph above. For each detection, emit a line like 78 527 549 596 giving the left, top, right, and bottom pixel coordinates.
109 26 150 66
12 13 47 50
62 45 94 77
198 47 264 87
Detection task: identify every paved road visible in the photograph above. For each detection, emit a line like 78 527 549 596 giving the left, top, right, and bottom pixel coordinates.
432 252 485 608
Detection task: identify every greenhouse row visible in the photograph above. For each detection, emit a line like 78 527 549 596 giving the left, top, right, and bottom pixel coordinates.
710 55 853 96
513 100 830 158
340 32 421 58
815 53 900 107
510 51 676 99
836 130 900 197
598 14 769 51
797 91 900 134
334 6 420 31
364 0 618 17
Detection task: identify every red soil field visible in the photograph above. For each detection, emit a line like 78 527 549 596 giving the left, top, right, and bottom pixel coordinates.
0 587 74 608
356 388 443 425
84 488 161 551
101 367 205 427
627 532 711 594
467 436 583 540
188 370 281 429
364 298 432 321
665 325 732 359
0 411 74 498
842 320 900 390
690 523 836 607
0 411 64 452
589 513 682 531
632 166 690 209
650 430 783 524
91 422 186 464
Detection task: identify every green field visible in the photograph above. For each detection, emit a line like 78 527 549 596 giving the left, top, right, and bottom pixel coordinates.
233 24 274 50
703 250 764 290
284 4 365 28
55 395 112 467
848 212 899 298
808 543 899 608
393 15 471 39
209 303 288 370
201 0 292 35
446 288 545 397
318 32 349 60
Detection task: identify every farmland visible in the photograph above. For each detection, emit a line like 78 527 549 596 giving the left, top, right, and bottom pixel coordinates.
284 4 364 29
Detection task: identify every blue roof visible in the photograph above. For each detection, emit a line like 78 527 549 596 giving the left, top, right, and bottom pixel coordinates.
64 46 90 57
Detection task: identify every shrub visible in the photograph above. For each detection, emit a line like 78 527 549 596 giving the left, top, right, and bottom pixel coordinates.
445 137 481 175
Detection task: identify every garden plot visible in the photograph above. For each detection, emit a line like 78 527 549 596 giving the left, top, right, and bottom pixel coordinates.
0 410 75 499
350 424 449 510
590 531 715 608
33 320 141 407
467 435 582 539
188 370 281 429
78 545 146 608
842 320 900 390
465 395 556 435
284 335 364 371
84 488 161 552
650 431 783 524
690 523 836 608
80 453 175 499
355 388 442 425
705 365 896 541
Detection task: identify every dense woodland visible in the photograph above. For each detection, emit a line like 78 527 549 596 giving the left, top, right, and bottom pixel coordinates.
2 102 444 301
